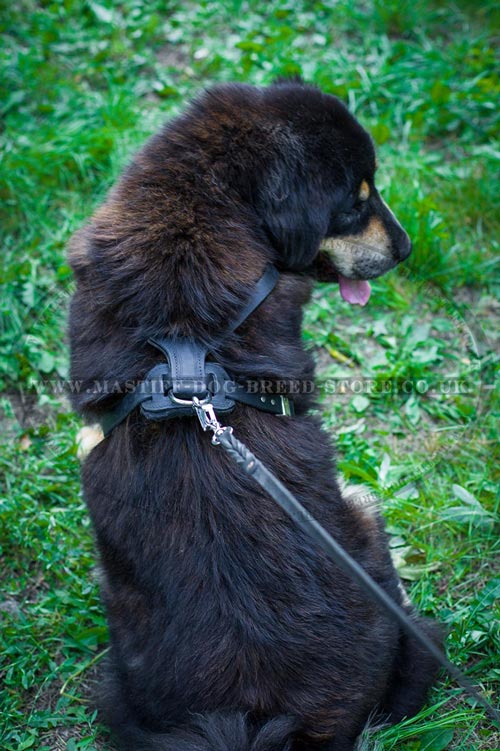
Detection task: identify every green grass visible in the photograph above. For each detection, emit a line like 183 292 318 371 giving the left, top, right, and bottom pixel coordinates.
1 1 499 749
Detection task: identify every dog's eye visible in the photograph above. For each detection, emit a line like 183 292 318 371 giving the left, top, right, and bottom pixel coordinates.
344 181 370 214
335 183 371 223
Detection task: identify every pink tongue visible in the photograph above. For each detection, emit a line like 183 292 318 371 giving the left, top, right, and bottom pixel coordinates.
338 275 371 306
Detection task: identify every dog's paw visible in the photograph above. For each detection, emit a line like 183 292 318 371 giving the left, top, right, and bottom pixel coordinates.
76 425 104 460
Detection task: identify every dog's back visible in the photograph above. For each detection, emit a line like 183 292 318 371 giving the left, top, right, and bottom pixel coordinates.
69 81 441 750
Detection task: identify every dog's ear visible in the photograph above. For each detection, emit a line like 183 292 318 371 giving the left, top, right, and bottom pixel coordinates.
257 132 336 270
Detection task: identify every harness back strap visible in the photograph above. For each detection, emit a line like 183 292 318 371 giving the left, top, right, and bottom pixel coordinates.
95 265 293 436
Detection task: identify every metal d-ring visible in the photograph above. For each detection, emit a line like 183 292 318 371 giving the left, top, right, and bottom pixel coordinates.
167 390 211 406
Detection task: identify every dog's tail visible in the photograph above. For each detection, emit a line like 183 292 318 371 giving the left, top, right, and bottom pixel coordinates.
110 711 299 751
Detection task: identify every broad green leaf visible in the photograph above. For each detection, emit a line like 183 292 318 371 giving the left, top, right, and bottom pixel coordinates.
419 728 454 750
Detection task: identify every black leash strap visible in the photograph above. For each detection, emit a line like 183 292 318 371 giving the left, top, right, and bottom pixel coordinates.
191 400 500 728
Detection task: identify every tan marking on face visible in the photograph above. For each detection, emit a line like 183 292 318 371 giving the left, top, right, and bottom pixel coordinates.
358 215 390 249
321 216 390 256
359 180 370 201
320 216 392 277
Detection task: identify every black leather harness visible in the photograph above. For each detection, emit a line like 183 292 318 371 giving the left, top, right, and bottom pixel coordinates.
99 265 293 436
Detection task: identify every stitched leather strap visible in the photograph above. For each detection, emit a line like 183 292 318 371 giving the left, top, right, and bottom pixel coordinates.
98 381 154 437
93 264 290 436
226 264 279 334
148 338 208 399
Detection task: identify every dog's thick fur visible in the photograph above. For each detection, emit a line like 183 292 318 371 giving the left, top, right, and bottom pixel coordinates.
69 80 441 751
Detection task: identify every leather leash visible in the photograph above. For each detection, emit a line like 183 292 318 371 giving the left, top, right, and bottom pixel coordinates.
192 397 500 728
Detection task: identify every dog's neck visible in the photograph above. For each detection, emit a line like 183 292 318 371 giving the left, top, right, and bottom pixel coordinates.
69 148 320 415
70 234 316 415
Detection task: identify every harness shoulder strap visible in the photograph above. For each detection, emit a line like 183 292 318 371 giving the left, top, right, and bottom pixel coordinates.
227 264 279 334
97 364 166 437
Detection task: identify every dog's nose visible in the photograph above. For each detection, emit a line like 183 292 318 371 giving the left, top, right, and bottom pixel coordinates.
378 195 412 263
394 230 412 262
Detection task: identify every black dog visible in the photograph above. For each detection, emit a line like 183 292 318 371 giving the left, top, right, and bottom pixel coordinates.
69 80 441 750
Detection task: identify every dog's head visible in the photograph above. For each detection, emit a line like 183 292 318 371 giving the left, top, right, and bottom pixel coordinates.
251 79 411 305
73 80 411 313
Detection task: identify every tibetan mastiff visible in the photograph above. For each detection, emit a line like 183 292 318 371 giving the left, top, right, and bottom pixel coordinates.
69 79 441 751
